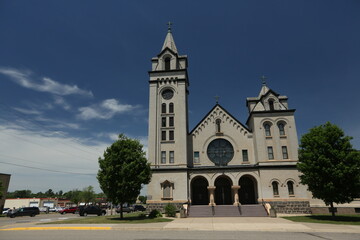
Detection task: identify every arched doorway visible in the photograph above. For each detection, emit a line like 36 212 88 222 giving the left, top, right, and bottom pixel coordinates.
239 175 257 204
214 176 232 205
191 177 209 205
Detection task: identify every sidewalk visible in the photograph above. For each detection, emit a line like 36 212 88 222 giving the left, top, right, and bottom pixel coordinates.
1 217 360 233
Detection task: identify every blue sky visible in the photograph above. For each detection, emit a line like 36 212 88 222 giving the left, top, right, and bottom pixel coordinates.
0 0 359 193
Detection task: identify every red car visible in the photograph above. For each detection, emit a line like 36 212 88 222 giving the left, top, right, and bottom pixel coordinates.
59 207 78 214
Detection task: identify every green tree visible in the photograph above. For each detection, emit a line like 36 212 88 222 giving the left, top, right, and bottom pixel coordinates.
298 122 360 217
45 189 55 197
97 134 151 219
138 195 147 204
81 186 96 204
10 190 32 198
64 189 82 205
0 181 3 199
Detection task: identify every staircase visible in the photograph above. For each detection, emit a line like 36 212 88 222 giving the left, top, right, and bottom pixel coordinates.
188 204 268 217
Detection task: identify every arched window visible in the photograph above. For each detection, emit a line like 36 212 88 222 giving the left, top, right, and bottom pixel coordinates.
216 119 221 133
269 99 274 111
264 124 271 136
278 123 285 136
272 181 279 196
169 103 174 113
162 103 166 113
287 181 294 196
165 57 171 71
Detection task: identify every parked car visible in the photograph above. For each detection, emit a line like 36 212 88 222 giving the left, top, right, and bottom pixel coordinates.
2 208 10 215
49 206 63 212
133 205 146 212
59 207 78 214
78 206 106 216
7 207 40 218
116 205 133 213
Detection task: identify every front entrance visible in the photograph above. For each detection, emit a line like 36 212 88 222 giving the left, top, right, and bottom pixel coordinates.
239 175 257 204
191 177 209 205
214 176 232 205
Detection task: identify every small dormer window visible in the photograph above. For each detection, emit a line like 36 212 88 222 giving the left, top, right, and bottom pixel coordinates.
165 57 171 70
269 99 275 111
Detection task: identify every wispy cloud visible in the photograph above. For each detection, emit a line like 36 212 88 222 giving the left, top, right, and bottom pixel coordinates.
13 107 42 115
53 96 71 110
0 67 93 97
77 99 140 120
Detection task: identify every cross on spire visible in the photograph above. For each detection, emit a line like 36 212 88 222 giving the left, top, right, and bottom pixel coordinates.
260 75 267 86
215 95 220 104
167 21 173 32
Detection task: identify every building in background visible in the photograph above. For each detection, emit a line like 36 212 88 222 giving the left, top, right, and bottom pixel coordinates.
0 173 11 213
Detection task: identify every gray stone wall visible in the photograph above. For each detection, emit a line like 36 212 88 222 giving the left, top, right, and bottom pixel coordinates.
146 202 184 214
268 201 311 214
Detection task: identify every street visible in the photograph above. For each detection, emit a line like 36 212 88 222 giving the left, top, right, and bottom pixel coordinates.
0 230 359 240
0 213 80 227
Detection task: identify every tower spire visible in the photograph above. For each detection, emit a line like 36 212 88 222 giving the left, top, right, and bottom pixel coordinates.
161 22 178 53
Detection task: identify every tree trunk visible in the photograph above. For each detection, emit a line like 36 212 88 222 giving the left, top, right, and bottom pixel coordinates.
120 203 123 219
330 202 336 217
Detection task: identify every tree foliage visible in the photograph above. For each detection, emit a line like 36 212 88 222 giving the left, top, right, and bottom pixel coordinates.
298 122 360 216
138 195 147 204
64 189 82 205
0 181 3 199
81 186 96 203
97 134 151 218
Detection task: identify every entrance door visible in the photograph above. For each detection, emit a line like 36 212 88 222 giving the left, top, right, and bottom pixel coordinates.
214 177 232 205
239 176 257 204
191 177 209 205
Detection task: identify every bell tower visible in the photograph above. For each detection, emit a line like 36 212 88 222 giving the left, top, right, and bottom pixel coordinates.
148 23 189 168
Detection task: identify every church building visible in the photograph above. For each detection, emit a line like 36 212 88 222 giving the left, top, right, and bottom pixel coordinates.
146 26 312 215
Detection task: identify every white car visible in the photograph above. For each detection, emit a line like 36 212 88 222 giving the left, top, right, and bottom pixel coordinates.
2 208 10 214
49 207 63 212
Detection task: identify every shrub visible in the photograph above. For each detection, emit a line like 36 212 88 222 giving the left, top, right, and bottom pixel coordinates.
164 203 177 217
148 209 162 218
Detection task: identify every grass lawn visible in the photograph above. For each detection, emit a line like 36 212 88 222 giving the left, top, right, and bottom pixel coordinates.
42 212 173 224
283 215 360 225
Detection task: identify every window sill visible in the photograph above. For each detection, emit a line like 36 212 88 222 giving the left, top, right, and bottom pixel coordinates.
161 198 173 201
161 140 175 144
265 136 272 139
280 135 287 139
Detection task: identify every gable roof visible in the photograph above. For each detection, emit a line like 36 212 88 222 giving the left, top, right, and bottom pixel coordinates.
190 104 251 134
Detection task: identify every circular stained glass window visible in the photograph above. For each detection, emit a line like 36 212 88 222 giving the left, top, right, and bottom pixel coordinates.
162 89 174 100
207 139 234 166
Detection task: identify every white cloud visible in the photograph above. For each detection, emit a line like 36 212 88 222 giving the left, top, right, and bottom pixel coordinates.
77 98 139 120
0 67 93 97
0 123 109 192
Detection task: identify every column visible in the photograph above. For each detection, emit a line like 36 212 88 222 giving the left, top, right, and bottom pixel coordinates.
232 185 240 205
207 186 216 206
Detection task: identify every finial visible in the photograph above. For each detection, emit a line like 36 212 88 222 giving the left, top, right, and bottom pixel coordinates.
167 21 173 33
215 95 220 104
260 75 267 86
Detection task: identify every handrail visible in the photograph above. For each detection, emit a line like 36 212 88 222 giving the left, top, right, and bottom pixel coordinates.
237 203 242 215
261 199 270 216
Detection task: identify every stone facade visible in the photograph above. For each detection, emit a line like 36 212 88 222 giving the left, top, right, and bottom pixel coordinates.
267 200 311 214
146 27 313 215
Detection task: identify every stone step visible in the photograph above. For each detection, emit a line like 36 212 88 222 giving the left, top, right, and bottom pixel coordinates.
188 204 268 217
